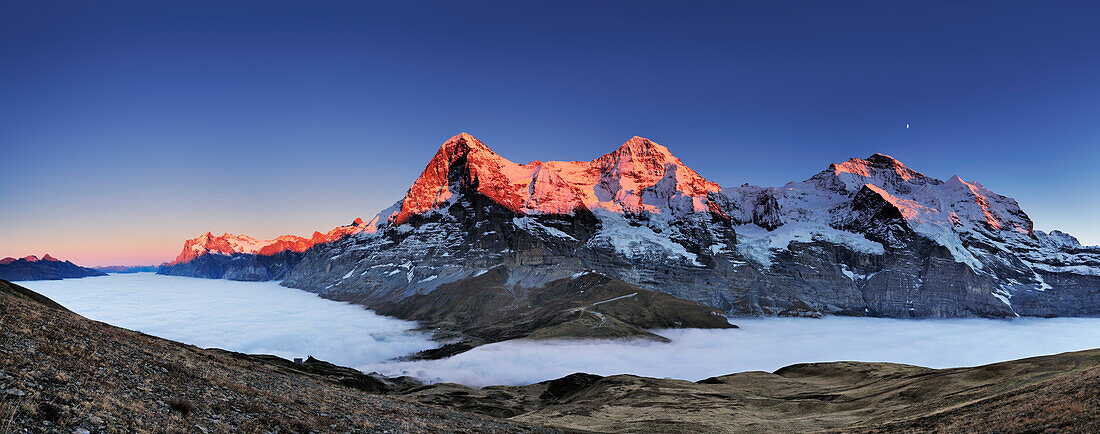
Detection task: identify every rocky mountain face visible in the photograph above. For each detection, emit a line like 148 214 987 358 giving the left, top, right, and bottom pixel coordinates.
717 153 1100 317
0 254 106 281
170 133 1100 319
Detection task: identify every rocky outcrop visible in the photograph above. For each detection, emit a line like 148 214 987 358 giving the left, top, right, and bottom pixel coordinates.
0 255 106 281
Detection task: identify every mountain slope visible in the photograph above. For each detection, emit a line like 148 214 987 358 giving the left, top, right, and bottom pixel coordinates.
163 133 1099 319
720 153 1100 317
282 134 1098 319
0 255 106 281
0 279 552 433
283 133 749 315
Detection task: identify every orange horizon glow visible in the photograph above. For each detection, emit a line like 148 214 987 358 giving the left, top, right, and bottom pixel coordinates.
0 221 372 268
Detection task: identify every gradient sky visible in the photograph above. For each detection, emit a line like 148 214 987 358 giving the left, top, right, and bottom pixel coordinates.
2 1 1098 266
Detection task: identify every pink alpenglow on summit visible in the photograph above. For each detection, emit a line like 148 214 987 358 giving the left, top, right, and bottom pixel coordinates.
165 133 730 270
387 133 726 227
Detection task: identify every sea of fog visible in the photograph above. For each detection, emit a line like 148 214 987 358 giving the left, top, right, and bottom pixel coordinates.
19 273 438 367
19 273 1100 387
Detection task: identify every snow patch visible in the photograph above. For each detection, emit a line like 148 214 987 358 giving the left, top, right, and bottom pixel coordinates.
588 211 702 266
513 216 577 241
734 224 884 268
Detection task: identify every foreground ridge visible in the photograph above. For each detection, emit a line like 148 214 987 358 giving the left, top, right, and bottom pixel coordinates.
3 280 1099 433
0 279 552 432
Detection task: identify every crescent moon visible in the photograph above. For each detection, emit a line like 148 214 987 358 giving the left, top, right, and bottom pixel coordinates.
906 123 910 129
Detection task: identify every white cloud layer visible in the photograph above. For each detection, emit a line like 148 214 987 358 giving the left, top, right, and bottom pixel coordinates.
20 274 1100 388
20 273 438 367
364 317 1100 387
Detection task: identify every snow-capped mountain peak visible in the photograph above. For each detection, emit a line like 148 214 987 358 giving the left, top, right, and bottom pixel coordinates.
817 153 940 193
389 132 514 225
597 135 677 168
384 134 725 228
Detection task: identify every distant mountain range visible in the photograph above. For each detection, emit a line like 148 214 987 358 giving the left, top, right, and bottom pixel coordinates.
161 133 1100 322
0 254 106 281
93 265 159 273
157 222 368 280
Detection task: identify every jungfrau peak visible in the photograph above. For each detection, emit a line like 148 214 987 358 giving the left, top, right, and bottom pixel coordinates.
164 133 1100 320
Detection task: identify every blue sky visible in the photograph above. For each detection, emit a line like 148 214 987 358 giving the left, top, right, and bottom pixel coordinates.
1 1 1098 265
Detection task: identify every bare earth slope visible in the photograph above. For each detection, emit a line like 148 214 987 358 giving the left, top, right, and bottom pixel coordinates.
0 279 551 433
